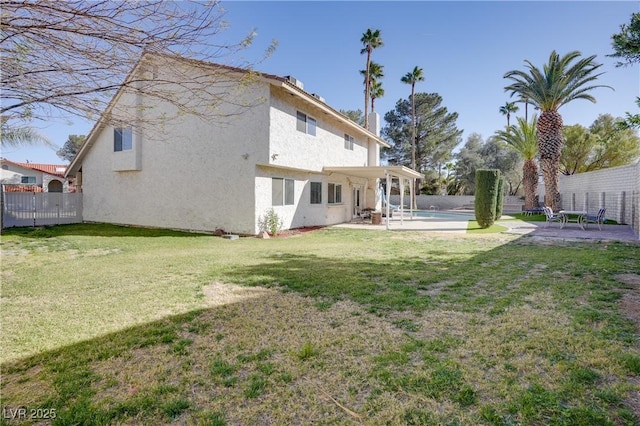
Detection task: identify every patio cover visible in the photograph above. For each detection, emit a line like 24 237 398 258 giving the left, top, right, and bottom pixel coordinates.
323 165 423 230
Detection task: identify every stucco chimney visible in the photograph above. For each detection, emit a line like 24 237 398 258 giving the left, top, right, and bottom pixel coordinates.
368 111 380 136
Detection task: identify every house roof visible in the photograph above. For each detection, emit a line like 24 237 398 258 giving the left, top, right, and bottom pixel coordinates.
66 52 390 177
1 158 67 177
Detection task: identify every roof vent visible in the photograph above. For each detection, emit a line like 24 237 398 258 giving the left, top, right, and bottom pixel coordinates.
312 93 325 103
284 75 304 90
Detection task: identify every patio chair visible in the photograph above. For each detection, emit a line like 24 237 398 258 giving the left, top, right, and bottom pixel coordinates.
585 208 606 230
523 203 545 216
542 206 563 228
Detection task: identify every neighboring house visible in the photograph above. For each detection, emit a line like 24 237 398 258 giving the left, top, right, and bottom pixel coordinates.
1 159 73 193
66 53 420 235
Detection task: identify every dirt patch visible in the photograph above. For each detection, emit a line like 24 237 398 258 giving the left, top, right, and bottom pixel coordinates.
202 281 274 306
614 274 640 420
615 274 640 331
274 226 325 238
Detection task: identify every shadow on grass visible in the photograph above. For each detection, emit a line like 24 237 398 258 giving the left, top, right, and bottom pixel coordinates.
2 229 639 424
0 223 212 238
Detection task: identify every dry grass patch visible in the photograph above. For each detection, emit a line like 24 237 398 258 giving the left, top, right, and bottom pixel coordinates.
2 224 639 424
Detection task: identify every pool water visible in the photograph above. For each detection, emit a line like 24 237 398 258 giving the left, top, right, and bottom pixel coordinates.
413 210 476 220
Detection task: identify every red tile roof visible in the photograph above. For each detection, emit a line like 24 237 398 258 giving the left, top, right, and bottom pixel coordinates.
2 159 67 177
2 184 44 192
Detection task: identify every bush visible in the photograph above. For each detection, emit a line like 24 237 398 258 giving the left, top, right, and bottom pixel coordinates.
258 208 283 236
475 169 500 228
495 176 505 220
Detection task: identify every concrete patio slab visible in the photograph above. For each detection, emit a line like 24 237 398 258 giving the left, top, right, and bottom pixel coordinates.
334 213 639 243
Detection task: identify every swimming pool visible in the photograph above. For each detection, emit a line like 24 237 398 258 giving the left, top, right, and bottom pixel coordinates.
413 210 476 220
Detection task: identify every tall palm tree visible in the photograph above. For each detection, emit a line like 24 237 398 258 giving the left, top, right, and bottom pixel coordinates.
495 116 539 210
369 80 384 112
360 28 383 129
499 101 519 128
360 61 384 112
504 50 612 210
401 66 424 172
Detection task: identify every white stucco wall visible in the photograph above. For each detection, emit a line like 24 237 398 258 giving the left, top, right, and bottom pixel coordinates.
268 88 371 171
77 56 386 234
254 166 364 233
80 66 271 235
0 163 67 192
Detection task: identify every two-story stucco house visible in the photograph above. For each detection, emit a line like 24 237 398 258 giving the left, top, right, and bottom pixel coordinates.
1 159 72 193
66 53 420 235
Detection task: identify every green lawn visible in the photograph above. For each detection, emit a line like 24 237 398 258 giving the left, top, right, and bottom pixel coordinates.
1 223 639 425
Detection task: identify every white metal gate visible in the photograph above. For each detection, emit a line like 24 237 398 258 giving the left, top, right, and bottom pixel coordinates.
2 192 83 228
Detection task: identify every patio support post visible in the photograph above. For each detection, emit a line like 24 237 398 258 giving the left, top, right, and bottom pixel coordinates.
385 171 391 230
410 177 415 219
399 177 405 225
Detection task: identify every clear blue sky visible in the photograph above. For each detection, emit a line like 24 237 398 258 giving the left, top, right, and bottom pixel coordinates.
3 0 638 164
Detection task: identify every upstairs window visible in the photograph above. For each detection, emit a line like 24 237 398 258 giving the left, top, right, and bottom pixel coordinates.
344 134 354 150
328 183 342 204
296 111 316 136
114 127 133 152
272 178 295 206
310 182 322 204
21 176 36 184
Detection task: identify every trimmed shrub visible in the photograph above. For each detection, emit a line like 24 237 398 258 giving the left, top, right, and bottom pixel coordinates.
475 169 500 228
495 176 505 220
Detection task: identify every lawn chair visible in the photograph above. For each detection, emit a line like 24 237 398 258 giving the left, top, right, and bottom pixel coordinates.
543 206 563 228
523 204 545 216
585 208 606 230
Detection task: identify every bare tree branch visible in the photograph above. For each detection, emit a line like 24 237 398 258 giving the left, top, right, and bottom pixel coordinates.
1 0 276 134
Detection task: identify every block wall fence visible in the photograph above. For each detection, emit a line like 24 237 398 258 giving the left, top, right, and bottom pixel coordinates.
559 160 639 239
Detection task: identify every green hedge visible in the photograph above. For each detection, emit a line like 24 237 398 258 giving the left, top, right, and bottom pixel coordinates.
475 169 500 228
495 176 505 220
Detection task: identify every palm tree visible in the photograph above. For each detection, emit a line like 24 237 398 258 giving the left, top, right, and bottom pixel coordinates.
504 50 612 210
499 102 519 128
360 28 383 129
369 80 384 113
360 61 384 112
401 66 424 172
495 116 539 210
1 117 52 148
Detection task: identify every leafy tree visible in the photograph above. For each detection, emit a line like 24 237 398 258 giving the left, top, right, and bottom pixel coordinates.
453 133 523 196
453 133 485 195
617 97 640 130
382 93 461 194
608 12 640 67
479 136 522 196
561 114 640 175
499 102 519 128
56 134 86 162
360 28 383 129
340 109 364 126
1 1 274 142
504 50 612 210
495 116 539 209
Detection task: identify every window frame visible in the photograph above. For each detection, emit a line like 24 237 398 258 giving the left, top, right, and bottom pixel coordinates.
328 183 342 204
20 176 36 184
310 181 322 204
296 111 317 136
272 177 295 206
114 127 133 152
344 133 354 150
